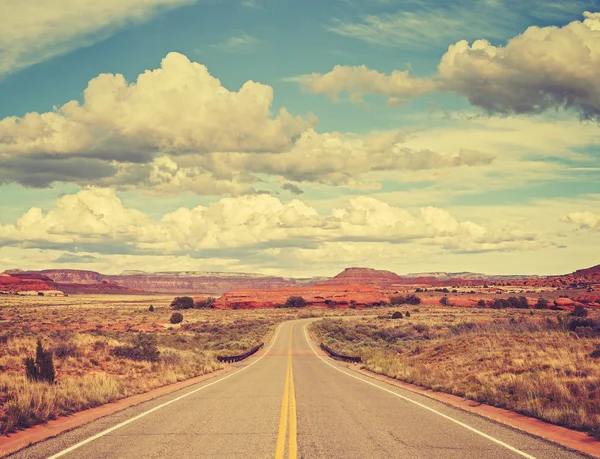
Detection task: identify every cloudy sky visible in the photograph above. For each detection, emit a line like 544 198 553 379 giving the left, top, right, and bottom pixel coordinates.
1 0 599 277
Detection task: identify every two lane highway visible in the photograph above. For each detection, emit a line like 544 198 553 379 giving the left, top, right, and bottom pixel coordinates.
10 320 586 458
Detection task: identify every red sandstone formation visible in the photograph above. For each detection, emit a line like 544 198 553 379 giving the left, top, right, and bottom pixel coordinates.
320 267 407 287
0 273 61 294
213 284 388 309
102 272 303 294
2 269 324 295
3 263 599 299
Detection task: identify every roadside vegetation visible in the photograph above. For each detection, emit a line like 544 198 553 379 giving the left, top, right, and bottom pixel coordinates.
310 306 600 437
0 294 287 434
0 293 372 435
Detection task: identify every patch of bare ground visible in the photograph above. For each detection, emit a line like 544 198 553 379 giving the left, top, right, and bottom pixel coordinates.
310 306 600 438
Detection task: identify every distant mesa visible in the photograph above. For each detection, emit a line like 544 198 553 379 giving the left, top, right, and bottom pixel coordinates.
0 272 64 296
1 264 599 300
319 267 405 286
0 269 325 295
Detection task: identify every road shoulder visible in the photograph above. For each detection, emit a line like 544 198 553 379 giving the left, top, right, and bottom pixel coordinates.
347 364 600 458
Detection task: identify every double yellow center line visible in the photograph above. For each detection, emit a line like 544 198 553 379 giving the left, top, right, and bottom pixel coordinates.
275 325 297 459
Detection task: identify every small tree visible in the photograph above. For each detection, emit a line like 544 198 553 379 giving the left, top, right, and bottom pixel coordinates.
194 297 216 309
534 298 549 309
148 305 155 312
518 296 529 309
390 296 406 305
507 297 521 308
285 296 307 308
170 312 184 324
572 305 588 318
324 300 336 309
24 339 55 383
170 297 194 310
440 297 450 306
349 300 357 309
405 311 411 318
477 299 486 308
405 294 421 305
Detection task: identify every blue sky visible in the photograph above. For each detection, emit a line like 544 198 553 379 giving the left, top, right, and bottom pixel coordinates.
0 0 599 276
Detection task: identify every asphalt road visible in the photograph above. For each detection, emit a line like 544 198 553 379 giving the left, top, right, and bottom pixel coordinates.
9 320 588 459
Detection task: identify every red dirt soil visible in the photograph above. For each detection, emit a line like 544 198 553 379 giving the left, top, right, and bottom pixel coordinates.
213 284 387 309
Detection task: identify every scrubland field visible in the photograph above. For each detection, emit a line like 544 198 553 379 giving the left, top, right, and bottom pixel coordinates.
311 306 600 437
0 294 362 435
0 294 291 434
4 293 600 440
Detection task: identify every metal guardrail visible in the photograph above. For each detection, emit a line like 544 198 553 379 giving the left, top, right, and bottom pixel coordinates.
217 343 264 363
320 343 361 363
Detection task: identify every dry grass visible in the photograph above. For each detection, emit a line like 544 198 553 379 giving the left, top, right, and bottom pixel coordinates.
0 294 375 434
310 306 600 437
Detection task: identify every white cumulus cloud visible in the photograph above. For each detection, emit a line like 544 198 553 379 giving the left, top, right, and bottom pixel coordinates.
0 0 196 75
0 188 547 256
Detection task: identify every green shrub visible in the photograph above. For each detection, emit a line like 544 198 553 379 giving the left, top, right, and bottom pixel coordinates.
170 312 184 324
566 318 597 331
405 311 411 318
477 299 486 308
52 341 79 358
491 298 511 309
111 334 160 362
507 296 529 309
170 297 194 310
390 296 406 305
148 305 154 312
391 311 403 319
194 297 216 309
571 305 588 318
440 297 450 306
285 296 307 308
534 298 549 309
405 294 421 305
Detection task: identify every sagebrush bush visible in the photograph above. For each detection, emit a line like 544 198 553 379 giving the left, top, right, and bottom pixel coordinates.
52 341 80 358
170 297 194 310
572 305 588 318
194 298 216 309
170 312 184 324
111 334 160 362
535 298 549 309
405 294 421 305
285 296 307 308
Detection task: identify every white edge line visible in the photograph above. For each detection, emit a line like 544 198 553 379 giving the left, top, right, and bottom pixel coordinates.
47 323 285 459
302 324 537 459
